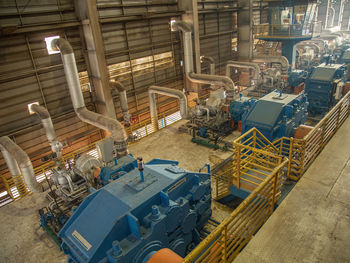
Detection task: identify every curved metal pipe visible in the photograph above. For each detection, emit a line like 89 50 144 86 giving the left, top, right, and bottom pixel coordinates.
252 56 290 74
225 61 261 85
188 72 236 91
296 43 320 56
30 104 63 158
148 86 188 131
110 81 130 127
201 56 215 75
51 38 128 157
0 136 42 193
172 21 194 74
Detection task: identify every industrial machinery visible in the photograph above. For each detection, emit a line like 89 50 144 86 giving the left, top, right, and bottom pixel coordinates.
230 94 254 125
241 90 308 141
58 157 211 263
305 63 347 115
287 69 307 94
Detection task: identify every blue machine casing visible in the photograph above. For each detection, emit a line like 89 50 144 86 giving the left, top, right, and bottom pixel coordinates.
230 95 254 122
288 70 307 89
305 63 347 115
97 154 138 186
241 90 308 141
58 157 211 263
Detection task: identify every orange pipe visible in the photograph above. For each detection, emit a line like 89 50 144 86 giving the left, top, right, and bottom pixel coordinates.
147 248 183 263
294 125 313 139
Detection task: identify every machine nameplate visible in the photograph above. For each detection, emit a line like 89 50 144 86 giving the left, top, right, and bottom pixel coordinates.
72 230 92 251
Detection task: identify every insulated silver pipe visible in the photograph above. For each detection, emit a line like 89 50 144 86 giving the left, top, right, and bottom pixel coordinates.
201 56 216 75
0 136 42 193
110 81 131 127
149 86 188 131
51 38 128 157
30 104 62 158
296 43 320 56
225 61 261 85
172 21 194 74
187 72 236 91
252 56 290 74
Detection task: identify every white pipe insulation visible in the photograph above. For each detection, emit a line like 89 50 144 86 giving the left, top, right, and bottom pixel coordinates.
0 136 42 193
201 56 216 75
225 61 261 85
30 104 63 158
252 56 290 74
51 38 128 157
148 86 188 131
110 81 131 127
172 21 236 92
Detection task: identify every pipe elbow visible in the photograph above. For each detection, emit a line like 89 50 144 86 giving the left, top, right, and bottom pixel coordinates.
76 108 128 156
201 56 215 64
172 21 192 32
30 104 50 119
110 80 126 93
0 136 42 193
51 38 73 54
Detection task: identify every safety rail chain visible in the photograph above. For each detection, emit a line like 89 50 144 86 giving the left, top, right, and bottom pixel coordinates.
273 91 350 181
183 158 289 263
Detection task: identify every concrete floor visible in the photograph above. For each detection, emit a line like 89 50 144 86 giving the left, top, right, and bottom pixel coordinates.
0 120 233 263
235 117 350 263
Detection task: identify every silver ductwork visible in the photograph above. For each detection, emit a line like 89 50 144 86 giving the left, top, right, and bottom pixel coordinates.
187 72 236 91
173 21 236 92
30 104 63 158
51 38 128 157
201 56 216 75
225 61 261 86
172 21 194 74
252 56 290 74
0 136 42 193
149 85 188 131
296 43 320 57
110 81 131 127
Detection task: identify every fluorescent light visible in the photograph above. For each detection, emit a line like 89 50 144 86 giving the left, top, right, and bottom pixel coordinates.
27 102 39 115
170 19 177 31
45 36 60 54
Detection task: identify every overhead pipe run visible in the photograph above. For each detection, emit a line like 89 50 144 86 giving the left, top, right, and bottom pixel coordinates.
187 72 236 91
296 43 321 57
148 86 188 132
51 38 128 157
30 104 63 158
252 56 290 74
200 56 216 75
0 136 42 193
110 81 131 127
225 61 262 86
172 21 236 93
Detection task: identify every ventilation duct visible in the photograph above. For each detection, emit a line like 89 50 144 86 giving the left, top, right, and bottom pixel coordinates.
51 38 128 157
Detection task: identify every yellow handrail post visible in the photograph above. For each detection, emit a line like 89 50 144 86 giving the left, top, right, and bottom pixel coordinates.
287 138 294 178
236 146 241 189
335 102 342 130
223 225 228 262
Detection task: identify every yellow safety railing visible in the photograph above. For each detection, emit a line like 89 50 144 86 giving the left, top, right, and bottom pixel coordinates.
183 157 288 263
212 128 283 200
272 91 350 181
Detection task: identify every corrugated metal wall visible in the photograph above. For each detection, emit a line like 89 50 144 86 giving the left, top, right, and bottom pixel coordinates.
0 0 267 193
0 1 102 190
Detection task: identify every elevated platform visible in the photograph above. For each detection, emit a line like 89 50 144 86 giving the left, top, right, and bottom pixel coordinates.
234 117 350 262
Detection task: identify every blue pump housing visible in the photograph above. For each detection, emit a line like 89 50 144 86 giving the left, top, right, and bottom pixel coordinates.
230 95 254 122
305 63 347 115
97 154 138 186
288 69 307 89
58 157 211 263
241 90 308 141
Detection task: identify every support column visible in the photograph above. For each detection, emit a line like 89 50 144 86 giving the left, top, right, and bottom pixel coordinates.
282 41 297 69
179 0 201 93
238 0 253 60
74 0 116 119
317 0 330 29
